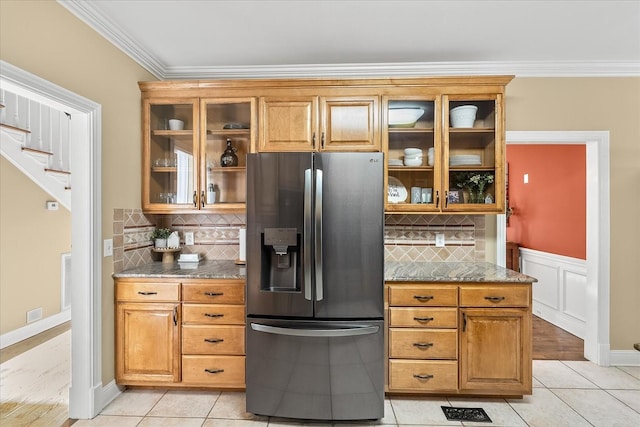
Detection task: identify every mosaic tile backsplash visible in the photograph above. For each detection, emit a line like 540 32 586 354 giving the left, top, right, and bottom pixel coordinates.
113 209 485 273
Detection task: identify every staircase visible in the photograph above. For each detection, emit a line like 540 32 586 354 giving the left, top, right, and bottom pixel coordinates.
0 88 71 210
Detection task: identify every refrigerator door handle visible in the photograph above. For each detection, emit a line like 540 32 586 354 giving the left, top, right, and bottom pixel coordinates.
315 168 323 301
250 322 379 337
303 168 313 300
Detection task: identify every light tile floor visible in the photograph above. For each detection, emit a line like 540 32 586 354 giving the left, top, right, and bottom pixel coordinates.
2 330 640 426
77 360 640 427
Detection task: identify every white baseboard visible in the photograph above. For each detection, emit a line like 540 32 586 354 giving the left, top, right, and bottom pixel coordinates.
0 310 71 349
609 350 640 367
98 380 124 413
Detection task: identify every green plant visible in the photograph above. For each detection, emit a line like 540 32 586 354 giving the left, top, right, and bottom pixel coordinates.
150 227 172 240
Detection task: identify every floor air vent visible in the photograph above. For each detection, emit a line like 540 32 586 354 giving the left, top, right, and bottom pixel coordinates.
441 406 492 422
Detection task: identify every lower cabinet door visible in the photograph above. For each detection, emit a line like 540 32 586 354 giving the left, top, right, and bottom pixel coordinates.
182 355 245 387
459 308 532 394
116 302 180 384
389 360 458 391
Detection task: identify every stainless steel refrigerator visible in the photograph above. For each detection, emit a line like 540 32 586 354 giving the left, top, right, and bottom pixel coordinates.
245 152 384 421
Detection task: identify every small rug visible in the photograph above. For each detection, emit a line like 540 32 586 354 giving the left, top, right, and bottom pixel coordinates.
441 406 492 422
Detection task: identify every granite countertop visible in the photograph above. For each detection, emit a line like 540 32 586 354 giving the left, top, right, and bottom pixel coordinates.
112 259 246 280
385 261 537 283
113 260 535 284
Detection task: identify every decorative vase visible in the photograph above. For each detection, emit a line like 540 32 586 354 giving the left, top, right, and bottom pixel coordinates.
467 188 484 204
220 138 238 167
155 238 167 248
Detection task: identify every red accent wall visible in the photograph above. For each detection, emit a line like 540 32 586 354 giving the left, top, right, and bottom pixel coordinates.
506 144 586 260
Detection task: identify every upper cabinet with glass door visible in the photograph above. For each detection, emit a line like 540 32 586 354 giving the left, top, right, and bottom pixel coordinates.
142 99 199 213
442 94 504 213
384 97 441 213
200 98 255 212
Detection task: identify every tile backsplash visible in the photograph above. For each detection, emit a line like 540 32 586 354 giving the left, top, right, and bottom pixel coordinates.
113 209 485 273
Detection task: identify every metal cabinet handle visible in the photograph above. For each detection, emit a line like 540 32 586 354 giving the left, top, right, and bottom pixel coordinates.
201 190 205 208
485 296 506 303
435 190 440 208
413 342 434 348
204 292 224 297
462 312 467 332
193 190 197 207
173 306 178 326
204 313 224 318
204 338 224 343
312 132 316 148
204 368 224 374
137 291 157 295
321 131 325 148
413 316 434 322
413 374 434 380
413 295 434 302
444 190 449 208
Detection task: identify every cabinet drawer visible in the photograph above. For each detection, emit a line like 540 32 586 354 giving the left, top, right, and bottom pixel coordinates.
182 355 245 387
389 307 457 328
388 285 457 307
459 285 530 308
116 281 179 302
183 304 245 325
183 325 245 355
389 329 457 359
389 360 458 391
183 281 245 304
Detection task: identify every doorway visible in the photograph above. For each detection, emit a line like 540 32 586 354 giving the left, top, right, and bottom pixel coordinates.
497 131 610 366
1 61 103 419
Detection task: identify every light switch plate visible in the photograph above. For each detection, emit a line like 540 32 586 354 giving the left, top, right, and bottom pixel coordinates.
435 233 445 247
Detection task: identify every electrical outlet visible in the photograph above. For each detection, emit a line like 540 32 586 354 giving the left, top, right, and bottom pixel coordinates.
435 233 445 248
104 238 113 257
524 173 529 184
46 201 59 210
185 232 194 246
27 307 43 323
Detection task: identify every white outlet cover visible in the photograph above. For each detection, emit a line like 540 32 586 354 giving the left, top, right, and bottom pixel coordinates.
185 232 194 246
103 239 113 257
435 233 445 248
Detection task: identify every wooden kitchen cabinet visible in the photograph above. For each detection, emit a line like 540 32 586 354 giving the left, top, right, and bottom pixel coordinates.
115 280 181 385
385 281 532 397
459 284 532 395
140 92 256 214
115 277 245 389
383 78 510 214
181 279 246 388
259 95 379 152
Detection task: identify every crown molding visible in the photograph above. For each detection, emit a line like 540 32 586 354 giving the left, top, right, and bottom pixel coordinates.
59 1 640 80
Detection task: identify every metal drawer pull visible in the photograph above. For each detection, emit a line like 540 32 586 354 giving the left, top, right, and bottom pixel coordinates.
413 342 434 348
484 296 506 303
413 295 434 302
413 316 434 322
413 374 434 380
204 338 224 343
204 313 224 318
204 368 224 374
204 292 224 297
137 291 157 295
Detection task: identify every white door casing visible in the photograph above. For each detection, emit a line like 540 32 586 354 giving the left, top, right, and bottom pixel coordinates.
498 131 610 366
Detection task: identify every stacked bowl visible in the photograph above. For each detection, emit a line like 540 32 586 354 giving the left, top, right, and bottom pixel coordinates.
404 148 423 166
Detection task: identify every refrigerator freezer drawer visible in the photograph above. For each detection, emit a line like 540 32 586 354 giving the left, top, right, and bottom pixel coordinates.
246 318 384 421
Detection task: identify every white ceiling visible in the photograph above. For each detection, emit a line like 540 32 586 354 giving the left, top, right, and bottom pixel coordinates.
60 0 640 79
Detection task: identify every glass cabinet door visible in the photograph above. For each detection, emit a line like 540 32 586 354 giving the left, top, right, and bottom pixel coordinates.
201 98 255 212
384 97 441 213
443 94 504 213
143 99 198 212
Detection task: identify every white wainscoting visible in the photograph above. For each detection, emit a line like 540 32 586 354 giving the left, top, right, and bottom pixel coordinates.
520 248 587 339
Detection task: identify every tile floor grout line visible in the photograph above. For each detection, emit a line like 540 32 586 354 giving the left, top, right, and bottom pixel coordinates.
602 388 640 415
546 387 598 427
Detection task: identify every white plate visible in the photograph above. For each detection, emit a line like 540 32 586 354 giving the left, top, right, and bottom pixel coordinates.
387 176 407 203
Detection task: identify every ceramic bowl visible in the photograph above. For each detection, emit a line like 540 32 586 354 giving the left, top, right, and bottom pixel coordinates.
389 108 424 128
450 105 477 128
168 119 184 130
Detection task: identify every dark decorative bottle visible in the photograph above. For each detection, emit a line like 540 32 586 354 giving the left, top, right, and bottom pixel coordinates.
220 138 238 167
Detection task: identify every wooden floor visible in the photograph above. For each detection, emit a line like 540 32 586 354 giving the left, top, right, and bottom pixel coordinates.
533 315 586 360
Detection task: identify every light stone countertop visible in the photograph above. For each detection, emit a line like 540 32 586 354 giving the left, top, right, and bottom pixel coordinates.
113 260 535 283
112 259 246 280
384 261 537 283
